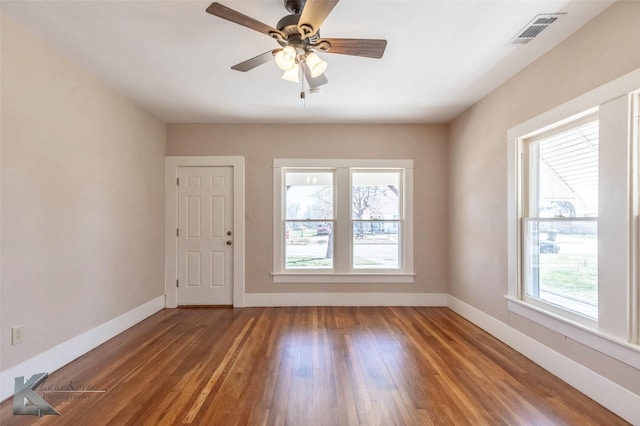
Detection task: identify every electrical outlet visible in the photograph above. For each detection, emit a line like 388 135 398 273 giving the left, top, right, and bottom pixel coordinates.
11 325 24 345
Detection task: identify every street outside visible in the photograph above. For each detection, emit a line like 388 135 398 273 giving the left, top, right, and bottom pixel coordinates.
286 234 399 269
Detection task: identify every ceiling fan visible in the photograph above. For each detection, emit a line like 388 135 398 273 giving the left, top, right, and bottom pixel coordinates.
205 0 387 94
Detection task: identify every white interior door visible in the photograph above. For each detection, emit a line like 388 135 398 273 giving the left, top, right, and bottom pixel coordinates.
177 166 233 305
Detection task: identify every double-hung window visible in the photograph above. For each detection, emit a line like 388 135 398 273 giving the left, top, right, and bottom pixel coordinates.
351 170 402 269
273 159 414 283
283 170 335 270
522 114 599 322
508 72 640 352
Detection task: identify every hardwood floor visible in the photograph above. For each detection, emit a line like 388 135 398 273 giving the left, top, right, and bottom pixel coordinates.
0 307 628 425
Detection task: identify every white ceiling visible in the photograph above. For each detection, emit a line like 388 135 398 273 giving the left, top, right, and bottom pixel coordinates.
1 0 616 124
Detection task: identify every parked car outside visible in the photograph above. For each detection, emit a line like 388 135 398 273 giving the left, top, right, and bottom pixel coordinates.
316 224 331 236
540 240 560 254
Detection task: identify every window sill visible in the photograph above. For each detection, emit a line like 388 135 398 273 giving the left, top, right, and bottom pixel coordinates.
505 296 640 370
271 272 415 283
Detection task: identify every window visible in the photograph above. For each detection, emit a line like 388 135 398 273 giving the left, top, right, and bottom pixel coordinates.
522 115 599 322
507 70 640 357
273 159 414 283
352 171 401 269
284 170 334 269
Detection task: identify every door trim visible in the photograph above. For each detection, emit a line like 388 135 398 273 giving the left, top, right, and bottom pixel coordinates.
165 156 245 307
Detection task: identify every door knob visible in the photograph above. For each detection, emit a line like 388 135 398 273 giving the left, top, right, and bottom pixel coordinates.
226 240 232 245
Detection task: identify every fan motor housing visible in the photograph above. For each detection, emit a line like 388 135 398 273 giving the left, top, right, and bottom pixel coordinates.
276 13 320 47
284 0 305 14
276 14 300 36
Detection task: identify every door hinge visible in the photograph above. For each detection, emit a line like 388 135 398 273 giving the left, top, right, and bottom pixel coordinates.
177 177 179 186
177 228 179 237
176 279 179 288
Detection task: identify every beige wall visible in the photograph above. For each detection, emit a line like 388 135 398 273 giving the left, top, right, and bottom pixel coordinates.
449 1 640 393
167 123 449 294
0 15 166 370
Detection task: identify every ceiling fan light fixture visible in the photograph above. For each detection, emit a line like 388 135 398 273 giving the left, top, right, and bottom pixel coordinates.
206 1 388 95
305 52 327 78
281 64 300 83
275 46 297 71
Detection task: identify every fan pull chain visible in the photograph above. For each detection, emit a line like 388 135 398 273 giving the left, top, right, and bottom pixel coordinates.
300 63 306 107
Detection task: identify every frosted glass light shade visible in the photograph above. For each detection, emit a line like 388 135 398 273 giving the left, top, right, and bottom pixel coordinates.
275 46 297 71
281 64 299 83
305 52 327 78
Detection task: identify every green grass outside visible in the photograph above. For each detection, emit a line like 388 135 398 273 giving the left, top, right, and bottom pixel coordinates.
286 256 332 268
539 253 597 303
286 256 381 268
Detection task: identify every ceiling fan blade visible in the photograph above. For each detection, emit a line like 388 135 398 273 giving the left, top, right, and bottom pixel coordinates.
300 62 328 88
206 2 284 40
298 0 339 39
231 50 278 72
315 38 387 58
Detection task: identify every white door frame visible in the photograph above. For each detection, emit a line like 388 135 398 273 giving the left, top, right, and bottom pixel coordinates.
165 156 245 307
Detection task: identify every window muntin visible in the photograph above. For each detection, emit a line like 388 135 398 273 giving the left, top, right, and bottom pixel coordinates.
523 116 599 321
284 170 334 270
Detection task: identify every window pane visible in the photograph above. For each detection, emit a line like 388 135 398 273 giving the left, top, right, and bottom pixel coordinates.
285 221 333 269
352 172 400 220
532 119 599 218
285 171 333 220
526 220 598 319
353 221 399 269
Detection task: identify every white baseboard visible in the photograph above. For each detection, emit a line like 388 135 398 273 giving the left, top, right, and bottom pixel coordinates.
0 295 165 402
243 292 448 307
447 295 640 425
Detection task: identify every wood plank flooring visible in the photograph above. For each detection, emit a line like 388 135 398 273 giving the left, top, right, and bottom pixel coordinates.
0 307 628 425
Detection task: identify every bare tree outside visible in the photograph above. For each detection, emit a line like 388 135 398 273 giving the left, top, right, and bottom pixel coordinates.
286 202 301 220
284 170 402 269
307 186 334 258
308 186 333 220
352 184 398 237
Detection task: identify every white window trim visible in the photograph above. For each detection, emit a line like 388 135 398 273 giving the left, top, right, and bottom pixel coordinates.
505 297 640 369
506 68 640 367
633 92 640 345
272 158 414 283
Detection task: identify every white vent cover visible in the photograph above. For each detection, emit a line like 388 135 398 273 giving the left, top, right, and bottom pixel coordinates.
509 13 565 45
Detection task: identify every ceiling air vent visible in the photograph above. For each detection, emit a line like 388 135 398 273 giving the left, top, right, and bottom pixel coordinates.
509 13 565 45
